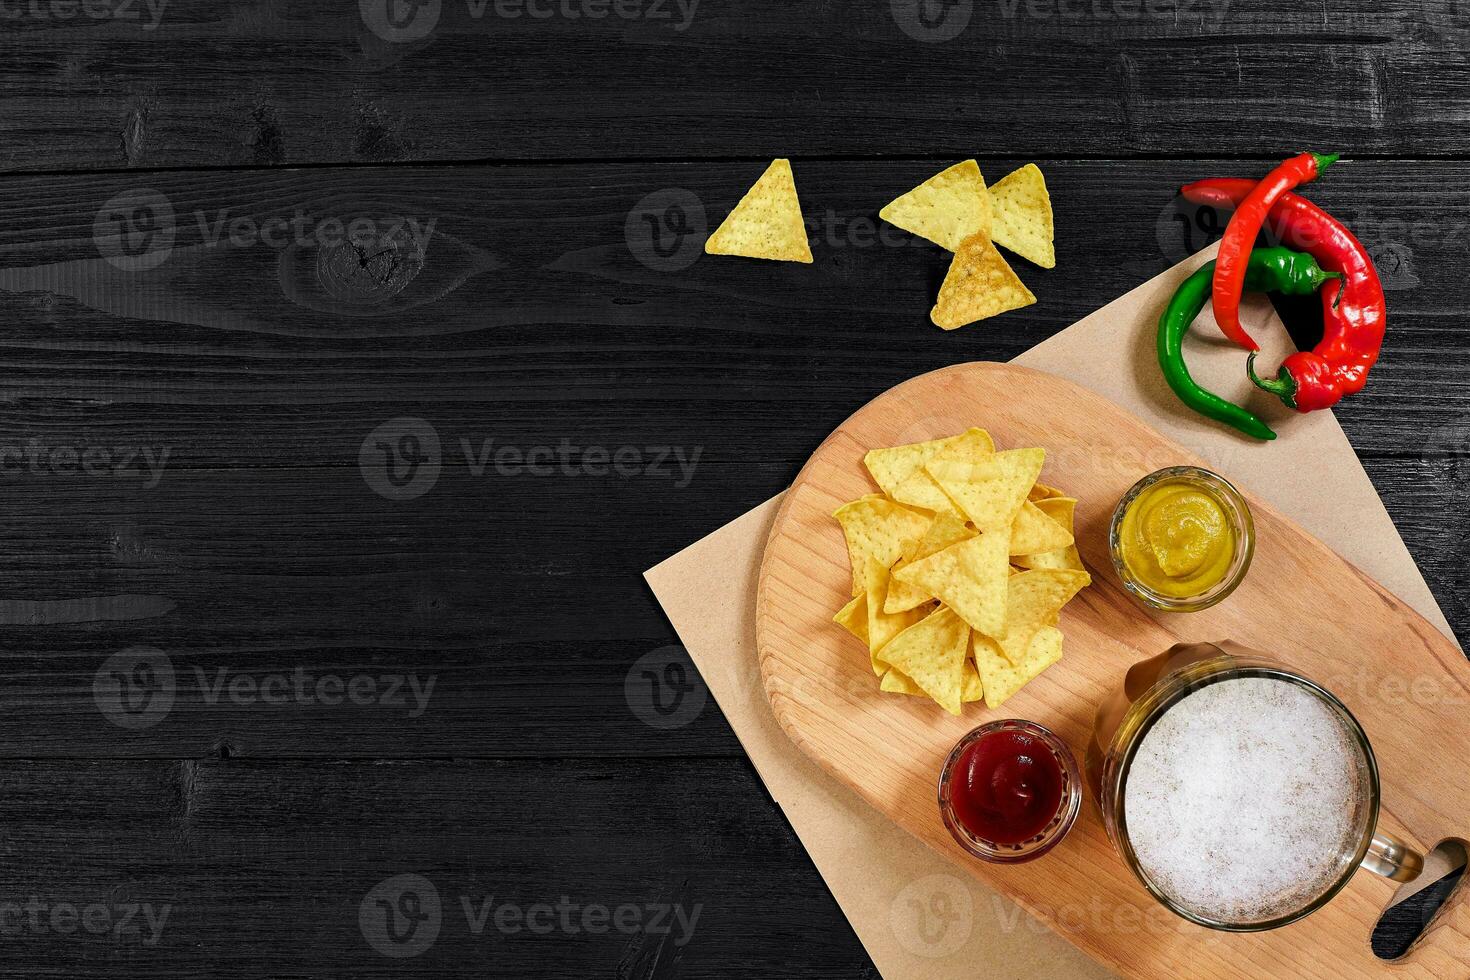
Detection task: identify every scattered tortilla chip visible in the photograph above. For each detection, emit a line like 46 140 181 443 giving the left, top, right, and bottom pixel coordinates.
974 626 1063 709
879 667 925 697
996 568 1090 661
833 594 868 645
889 428 992 517
926 447 1045 533
990 163 1055 269
880 605 970 716
929 232 1036 331
880 661 983 703
962 660 984 703
1014 497 1085 571
1010 500 1074 556
1028 481 1064 502
704 158 813 263
885 511 976 613
864 556 931 672
864 430 969 495
893 530 1010 637
834 496 931 595
878 160 992 253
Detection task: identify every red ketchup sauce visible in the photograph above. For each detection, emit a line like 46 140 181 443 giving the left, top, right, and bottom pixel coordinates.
949 729 1065 845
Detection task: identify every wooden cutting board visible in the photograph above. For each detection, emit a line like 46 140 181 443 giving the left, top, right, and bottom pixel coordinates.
755 361 1469 978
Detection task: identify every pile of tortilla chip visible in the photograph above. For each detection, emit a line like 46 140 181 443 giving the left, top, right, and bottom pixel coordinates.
831 428 1090 716
879 161 1055 331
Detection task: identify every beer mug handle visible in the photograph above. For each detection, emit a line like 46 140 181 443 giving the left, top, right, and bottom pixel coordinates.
1361 830 1424 883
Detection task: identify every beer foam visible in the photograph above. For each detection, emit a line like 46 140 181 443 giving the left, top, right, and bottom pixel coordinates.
1123 677 1365 924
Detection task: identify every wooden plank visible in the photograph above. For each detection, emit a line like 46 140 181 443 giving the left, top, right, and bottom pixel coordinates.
0 1 1455 170
0 758 870 977
755 362 1470 977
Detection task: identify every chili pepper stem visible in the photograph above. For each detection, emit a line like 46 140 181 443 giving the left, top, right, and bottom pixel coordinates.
1247 352 1299 408
1311 152 1341 174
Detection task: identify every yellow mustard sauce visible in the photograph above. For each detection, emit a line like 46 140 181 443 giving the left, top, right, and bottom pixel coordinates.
1118 481 1236 599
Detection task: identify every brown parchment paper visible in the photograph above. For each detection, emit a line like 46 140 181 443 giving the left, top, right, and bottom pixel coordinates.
645 247 1459 979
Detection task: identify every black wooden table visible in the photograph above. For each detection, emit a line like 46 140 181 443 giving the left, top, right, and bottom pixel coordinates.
0 2 1466 975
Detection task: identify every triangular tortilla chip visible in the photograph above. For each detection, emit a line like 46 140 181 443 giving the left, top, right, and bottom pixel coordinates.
929 232 1036 331
863 430 972 496
893 530 1010 637
880 606 970 716
882 662 983 703
885 512 976 613
864 556 931 672
995 568 1090 660
973 626 1063 709
1014 497 1085 571
990 163 1055 269
1028 481 1064 502
1010 500 1074 556
878 160 992 252
833 594 868 645
888 429 992 517
834 496 931 595
704 158 813 263
926 447 1045 533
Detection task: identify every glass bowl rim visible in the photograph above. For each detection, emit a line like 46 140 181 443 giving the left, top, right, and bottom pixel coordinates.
1108 465 1256 613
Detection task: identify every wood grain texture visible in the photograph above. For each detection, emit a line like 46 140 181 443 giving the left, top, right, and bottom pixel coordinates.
0 758 870 978
1 6 1468 965
0 1 1466 171
755 362 1470 977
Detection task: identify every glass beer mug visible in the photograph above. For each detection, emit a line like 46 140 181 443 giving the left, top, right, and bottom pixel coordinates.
1088 640 1424 932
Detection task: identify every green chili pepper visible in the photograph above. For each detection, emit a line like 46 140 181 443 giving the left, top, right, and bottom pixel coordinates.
1158 247 1342 442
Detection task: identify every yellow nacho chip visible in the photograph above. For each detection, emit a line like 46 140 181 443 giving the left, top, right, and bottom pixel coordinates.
990 163 1055 270
889 428 992 517
962 659 984 703
863 430 971 495
834 496 931 595
995 568 1090 660
878 160 992 253
929 232 1036 331
893 530 1010 637
833 594 868 645
885 511 976 613
925 447 1045 533
880 605 970 716
879 667 924 697
1014 497 1085 571
704 158 813 263
1028 481 1064 502
1010 500 1074 556
973 626 1063 709
864 556 931 672
881 661 983 703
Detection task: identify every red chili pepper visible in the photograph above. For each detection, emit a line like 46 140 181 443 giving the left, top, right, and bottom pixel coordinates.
1181 178 1386 412
1209 152 1339 352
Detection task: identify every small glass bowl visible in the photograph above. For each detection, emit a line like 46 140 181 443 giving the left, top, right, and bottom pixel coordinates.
938 719 1082 864
1108 466 1255 613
